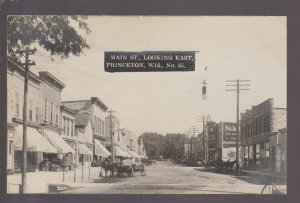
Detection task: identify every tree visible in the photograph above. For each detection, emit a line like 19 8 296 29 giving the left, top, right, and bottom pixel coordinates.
8 15 91 61
139 132 165 159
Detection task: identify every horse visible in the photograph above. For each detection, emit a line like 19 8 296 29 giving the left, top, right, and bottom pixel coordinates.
101 162 116 177
224 160 237 171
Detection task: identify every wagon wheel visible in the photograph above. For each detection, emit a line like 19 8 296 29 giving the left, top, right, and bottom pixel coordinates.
261 183 278 194
140 169 146 176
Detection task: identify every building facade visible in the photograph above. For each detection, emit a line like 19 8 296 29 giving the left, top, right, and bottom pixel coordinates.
62 97 109 163
60 106 77 164
7 64 43 171
7 64 74 172
240 98 287 173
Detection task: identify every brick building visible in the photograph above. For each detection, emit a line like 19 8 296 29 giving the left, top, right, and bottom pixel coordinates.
240 98 287 173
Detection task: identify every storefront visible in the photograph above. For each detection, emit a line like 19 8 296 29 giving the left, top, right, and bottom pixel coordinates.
78 143 93 167
14 125 57 172
44 129 75 166
94 139 111 161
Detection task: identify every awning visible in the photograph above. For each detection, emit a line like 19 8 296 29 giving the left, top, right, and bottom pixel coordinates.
94 139 111 157
126 150 141 158
114 145 131 158
78 143 93 155
44 130 75 154
14 125 57 153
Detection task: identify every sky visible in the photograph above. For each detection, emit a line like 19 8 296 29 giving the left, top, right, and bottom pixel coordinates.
30 16 286 136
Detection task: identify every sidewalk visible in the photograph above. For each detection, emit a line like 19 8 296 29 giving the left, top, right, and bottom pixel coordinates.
7 166 104 193
240 168 287 185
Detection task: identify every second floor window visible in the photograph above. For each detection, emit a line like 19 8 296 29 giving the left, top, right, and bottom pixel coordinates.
63 117 66 135
15 93 19 116
67 119 69 136
35 107 39 122
56 105 59 125
44 99 47 121
102 120 105 135
71 120 74 136
29 99 33 121
50 102 53 123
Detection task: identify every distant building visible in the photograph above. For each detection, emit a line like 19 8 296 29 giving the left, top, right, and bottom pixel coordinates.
240 98 287 173
62 97 109 162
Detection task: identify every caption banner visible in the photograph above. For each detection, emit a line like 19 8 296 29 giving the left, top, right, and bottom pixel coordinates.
104 51 196 72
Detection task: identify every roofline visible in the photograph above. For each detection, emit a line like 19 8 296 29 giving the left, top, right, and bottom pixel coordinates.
62 100 91 103
60 105 77 115
62 98 109 111
274 107 287 110
8 61 42 83
39 71 66 88
91 97 109 111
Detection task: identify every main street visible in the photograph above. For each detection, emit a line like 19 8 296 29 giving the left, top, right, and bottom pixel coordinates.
63 161 286 194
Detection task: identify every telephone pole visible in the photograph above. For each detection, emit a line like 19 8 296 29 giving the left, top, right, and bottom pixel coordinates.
188 126 200 160
196 115 210 164
226 79 250 176
15 47 37 193
108 110 116 163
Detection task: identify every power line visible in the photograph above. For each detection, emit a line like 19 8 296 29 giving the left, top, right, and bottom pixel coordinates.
225 79 250 176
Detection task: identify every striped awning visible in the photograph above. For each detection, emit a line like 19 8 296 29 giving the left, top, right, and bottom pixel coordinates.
94 139 111 157
114 145 131 158
14 125 57 153
78 143 93 155
44 130 75 154
126 150 141 158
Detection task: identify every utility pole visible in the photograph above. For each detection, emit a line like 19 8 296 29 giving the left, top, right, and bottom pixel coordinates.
15 47 37 194
108 110 116 163
188 126 200 160
196 115 210 164
226 79 250 176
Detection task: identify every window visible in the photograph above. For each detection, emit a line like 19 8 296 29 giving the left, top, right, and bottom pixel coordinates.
99 119 101 135
44 99 48 121
9 141 13 155
15 93 20 116
35 107 39 122
56 105 59 124
29 99 33 121
63 117 66 135
71 120 74 136
67 119 70 136
94 116 97 131
50 102 53 123
102 120 105 135
266 116 270 132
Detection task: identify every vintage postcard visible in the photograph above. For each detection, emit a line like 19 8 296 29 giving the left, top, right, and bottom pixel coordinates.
5 15 286 195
